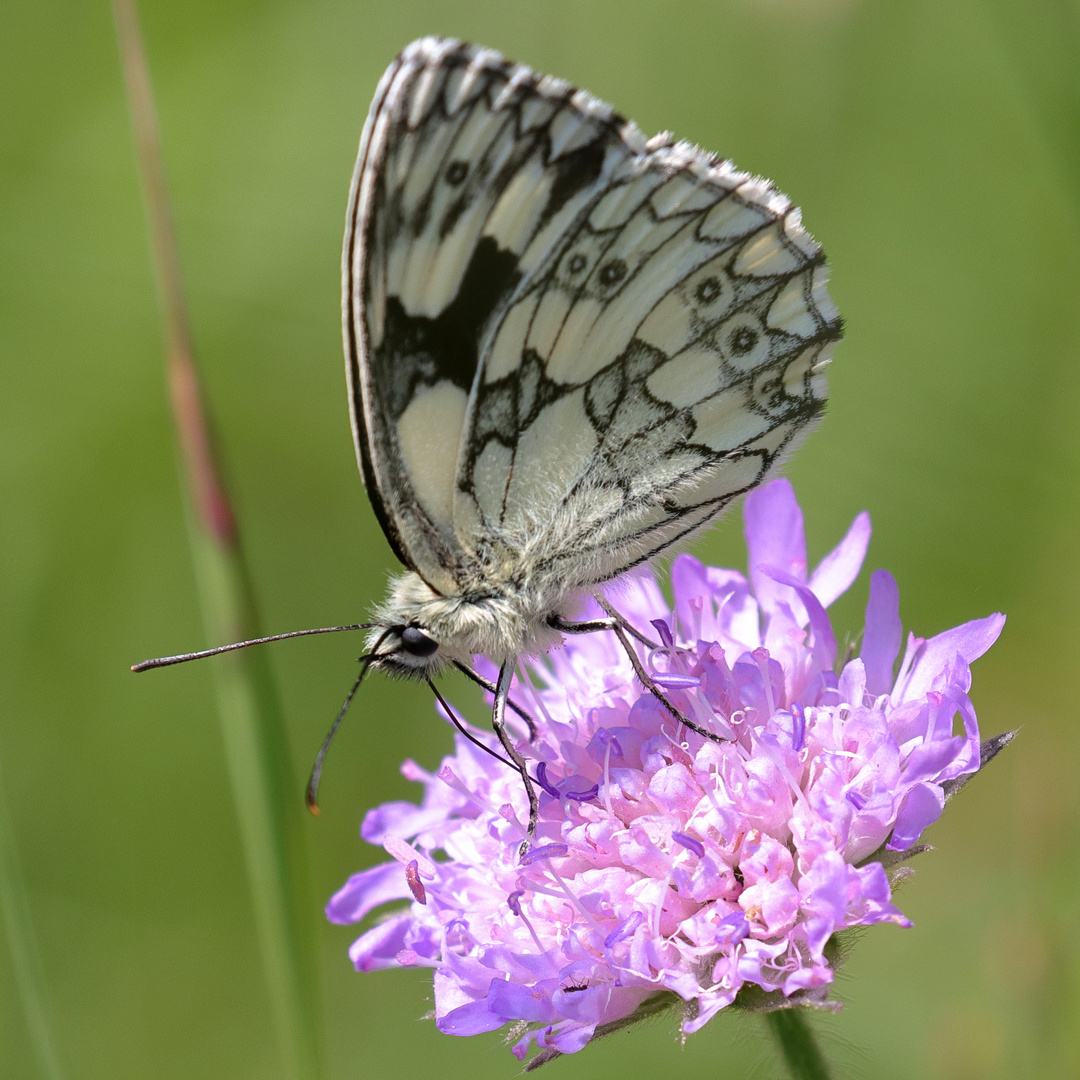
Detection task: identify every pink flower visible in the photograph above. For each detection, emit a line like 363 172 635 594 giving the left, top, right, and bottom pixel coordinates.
328 480 1007 1064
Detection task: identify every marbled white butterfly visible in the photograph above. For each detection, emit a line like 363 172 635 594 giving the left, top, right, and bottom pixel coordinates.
137 37 841 833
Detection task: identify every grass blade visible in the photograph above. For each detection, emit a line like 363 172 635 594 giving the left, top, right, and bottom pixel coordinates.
113 3 321 1076
0 757 67 1080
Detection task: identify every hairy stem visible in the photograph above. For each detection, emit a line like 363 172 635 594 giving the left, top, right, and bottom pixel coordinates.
766 1009 833 1080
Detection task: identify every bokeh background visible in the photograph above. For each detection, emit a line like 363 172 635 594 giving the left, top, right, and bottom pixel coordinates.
3 0 1078 1077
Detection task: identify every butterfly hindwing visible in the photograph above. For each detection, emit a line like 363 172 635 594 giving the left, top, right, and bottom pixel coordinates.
455 143 841 587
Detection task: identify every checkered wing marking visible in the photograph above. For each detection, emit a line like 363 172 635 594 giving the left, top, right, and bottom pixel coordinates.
456 141 842 588
343 37 647 593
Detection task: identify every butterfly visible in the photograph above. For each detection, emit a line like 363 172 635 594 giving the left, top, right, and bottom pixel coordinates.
136 37 841 835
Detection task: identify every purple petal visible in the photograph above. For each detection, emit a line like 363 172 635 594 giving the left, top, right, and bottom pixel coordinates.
361 799 449 844
325 861 412 925
808 511 871 608
760 566 837 670
887 782 945 850
861 570 903 697
347 912 415 971
671 554 709 637
896 614 1006 702
544 1021 597 1054
488 978 559 1023
552 981 644 1026
437 997 507 1036
745 479 807 615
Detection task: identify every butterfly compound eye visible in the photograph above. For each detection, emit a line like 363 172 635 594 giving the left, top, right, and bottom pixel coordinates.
400 625 439 658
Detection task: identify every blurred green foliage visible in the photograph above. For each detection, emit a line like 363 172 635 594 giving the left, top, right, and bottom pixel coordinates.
2 1 1078 1077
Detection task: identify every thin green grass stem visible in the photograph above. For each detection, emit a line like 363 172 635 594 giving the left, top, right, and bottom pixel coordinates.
765 1009 833 1080
0 761 67 1080
114 3 322 1076
191 529 322 1080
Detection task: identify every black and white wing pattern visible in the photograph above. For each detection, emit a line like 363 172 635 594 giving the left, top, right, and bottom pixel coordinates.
344 37 841 596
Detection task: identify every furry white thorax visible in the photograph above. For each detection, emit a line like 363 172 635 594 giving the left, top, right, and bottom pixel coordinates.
366 570 578 674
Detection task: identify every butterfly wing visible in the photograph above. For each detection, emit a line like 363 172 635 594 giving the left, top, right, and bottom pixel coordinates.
343 37 648 593
454 137 841 589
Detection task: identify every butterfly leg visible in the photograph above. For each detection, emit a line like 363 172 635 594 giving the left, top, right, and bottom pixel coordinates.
451 660 538 741
550 608 726 746
492 661 539 852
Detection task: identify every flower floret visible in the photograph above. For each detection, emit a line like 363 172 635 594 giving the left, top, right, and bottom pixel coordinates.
327 479 1004 1062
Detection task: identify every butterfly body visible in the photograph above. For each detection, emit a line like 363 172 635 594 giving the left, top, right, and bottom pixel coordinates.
346 38 840 683
367 569 574 675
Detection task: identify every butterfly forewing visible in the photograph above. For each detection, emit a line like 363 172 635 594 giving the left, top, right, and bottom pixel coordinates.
344 38 647 592
345 37 841 597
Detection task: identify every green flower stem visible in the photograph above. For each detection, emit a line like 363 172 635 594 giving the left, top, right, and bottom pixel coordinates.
765 1009 833 1080
0 760 67 1080
114 3 321 1077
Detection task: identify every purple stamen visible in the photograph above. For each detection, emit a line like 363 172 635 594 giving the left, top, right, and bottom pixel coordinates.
715 911 750 945
519 843 569 866
791 702 806 752
672 831 704 858
652 672 700 689
651 619 674 648
534 761 561 798
604 910 644 948
565 784 599 802
507 890 524 916
405 860 427 905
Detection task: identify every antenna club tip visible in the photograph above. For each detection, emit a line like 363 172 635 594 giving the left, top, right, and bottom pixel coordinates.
306 795 321 816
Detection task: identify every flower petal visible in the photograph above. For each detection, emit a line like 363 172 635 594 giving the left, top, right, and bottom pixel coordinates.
437 997 507 1036
895 614 1005 701
861 570 902 697
887 781 945 850
808 511 871 608
745 479 807 616
326 861 412 925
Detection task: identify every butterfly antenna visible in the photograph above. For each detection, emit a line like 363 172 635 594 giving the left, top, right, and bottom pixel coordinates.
131 624 376 672
426 678 516 770
306 628 392 815
451 661 538 740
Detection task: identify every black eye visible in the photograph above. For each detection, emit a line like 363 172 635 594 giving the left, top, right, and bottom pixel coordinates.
400 625 439 657
567 253 587 274
445 160 468 185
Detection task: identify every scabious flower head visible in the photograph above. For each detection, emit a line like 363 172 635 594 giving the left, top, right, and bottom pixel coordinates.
328 480 1005 1065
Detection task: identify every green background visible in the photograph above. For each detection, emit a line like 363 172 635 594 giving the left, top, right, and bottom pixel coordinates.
2 0 1078 1077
